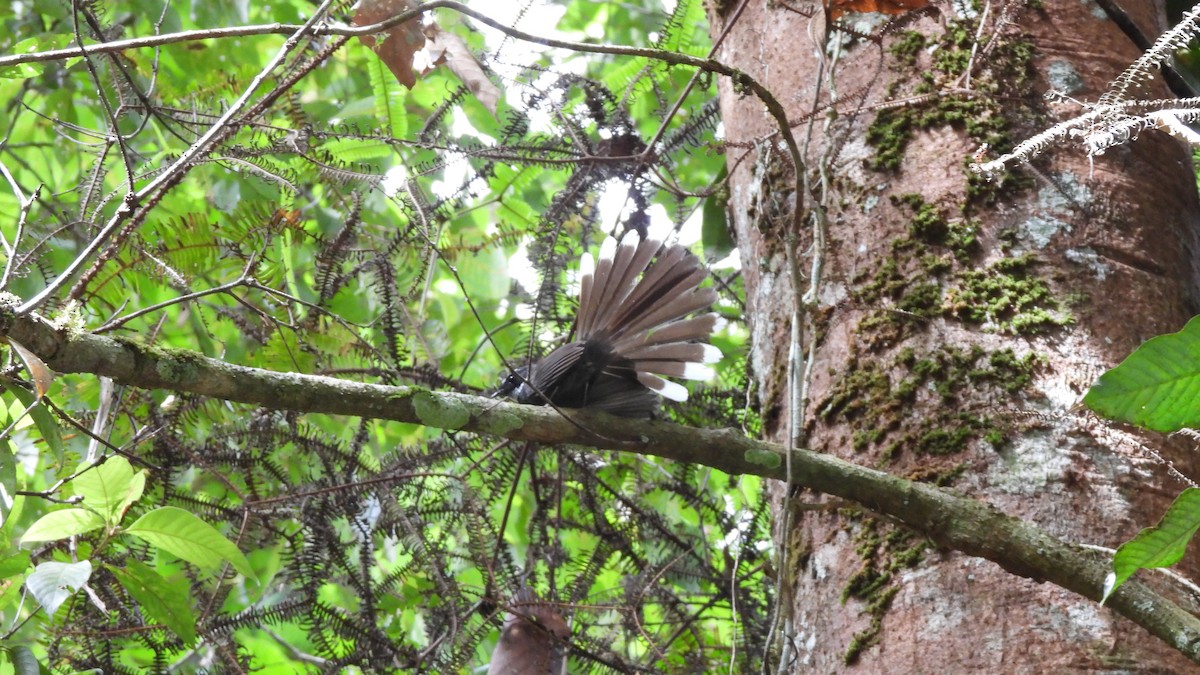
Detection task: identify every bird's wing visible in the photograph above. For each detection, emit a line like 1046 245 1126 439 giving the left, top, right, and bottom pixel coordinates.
529 341 587 395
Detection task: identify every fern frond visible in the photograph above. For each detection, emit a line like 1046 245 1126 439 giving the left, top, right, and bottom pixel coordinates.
1100 4 1200 107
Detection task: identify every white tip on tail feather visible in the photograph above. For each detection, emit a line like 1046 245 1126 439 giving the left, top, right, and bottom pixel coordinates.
679 362 716 381
638 373 690 402
698 343 722 364
578 238 721 408
598 236 618 263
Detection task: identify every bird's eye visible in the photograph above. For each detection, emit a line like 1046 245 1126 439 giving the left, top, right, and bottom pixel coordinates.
494 367 529 397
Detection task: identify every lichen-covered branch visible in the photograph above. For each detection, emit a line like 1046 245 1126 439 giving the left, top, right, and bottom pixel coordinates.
1 306 1198 662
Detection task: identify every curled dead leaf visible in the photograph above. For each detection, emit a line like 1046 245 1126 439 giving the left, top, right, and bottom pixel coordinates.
825 0 931 20
353 0 426 89
421 23 502 116
7 338 54 398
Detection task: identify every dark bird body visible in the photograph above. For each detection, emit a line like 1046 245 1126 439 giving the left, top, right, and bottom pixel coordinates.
497 233 720 417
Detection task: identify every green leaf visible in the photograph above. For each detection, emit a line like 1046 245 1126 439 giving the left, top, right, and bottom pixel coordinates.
0 38 46 80
1084 315 1200 431
110 559 198 645
1103 487 1200 603
458 247 510 301
0 644 52 675
0 570 29 616
323 138 393 162
0 551 31 617
20 508 105 544
126 506 255 579
72 456 145 524
0 438 16 530
7 387 64 463
0 550 31 579
116 471 146 521
701 166 733 261
368 54 407 138
26 560 92 616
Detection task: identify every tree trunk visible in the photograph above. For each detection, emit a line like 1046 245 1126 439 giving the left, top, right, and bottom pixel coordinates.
712 0 1200 670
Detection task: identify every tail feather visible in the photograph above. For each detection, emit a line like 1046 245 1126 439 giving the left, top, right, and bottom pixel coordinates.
583 238 721 405
605 266 705 340
509 235 720 416
636 360 715 381
617 287 717 341
601 235 662 328
610 314 719 353
585 232 644 338
611 246 693 323
575 252 596 338
620 342 719 364
636 372 690 402
577 237 618 337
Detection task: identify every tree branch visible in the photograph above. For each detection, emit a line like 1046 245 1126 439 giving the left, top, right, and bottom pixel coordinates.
0 0 807 252
2 306 1198 662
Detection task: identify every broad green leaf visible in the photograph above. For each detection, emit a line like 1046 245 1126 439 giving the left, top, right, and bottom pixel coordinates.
1102 487 1200 603
323 138 393 162
126 506 255 579
0 570 29 616
72 456 144 524
26 560 92 616
0 552 32 616
0 495 25 548
20 509 105 544
110 559 198 645
116 471 146 522
0 644 52 675
655 0 706 54
0 551 31 579
0 37 51 79
1084 315 1200 431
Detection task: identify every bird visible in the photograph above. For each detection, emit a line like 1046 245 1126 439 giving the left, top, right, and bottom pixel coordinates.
496 231 721 417
486 589 570 675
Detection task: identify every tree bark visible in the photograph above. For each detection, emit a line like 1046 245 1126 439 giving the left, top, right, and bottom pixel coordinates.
712 0 1200 670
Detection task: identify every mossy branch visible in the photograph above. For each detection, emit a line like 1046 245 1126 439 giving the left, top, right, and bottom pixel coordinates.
2 307 1199 663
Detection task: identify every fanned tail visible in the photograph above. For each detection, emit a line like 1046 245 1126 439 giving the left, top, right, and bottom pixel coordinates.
574 231 721 406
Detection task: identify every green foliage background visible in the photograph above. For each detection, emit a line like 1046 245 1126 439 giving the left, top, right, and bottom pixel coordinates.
0 0 764 672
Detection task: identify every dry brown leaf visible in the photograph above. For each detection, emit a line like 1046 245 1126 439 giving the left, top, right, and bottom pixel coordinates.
353 0 426 89
421 23 502 116
7 338 54 398
487 591 569 675
825 0 931 20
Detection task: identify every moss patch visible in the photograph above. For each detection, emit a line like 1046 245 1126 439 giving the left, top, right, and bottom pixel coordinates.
820 344 1038 461
944 255 1072 334
842 518 930 664
412 391 471 430
868 16 1040 209
891 194 978 261
888 31 926 68
851 196 1071 342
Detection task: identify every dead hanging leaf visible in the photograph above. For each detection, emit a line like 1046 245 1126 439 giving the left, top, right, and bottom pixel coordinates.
353 0 426 89
421 23 502 116
825 0 931 20
7 338 54 399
